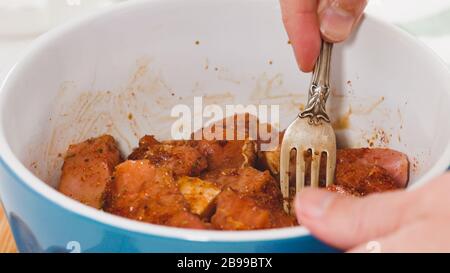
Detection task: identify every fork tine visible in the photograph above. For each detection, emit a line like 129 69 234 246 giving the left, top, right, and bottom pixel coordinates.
310 150 321 187
295 148 306 193
280 143 292 213
325 150 336 187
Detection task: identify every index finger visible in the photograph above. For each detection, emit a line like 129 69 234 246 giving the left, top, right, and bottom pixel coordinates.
280 0 321 72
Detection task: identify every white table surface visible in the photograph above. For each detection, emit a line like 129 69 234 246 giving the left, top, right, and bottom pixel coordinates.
1 0 450 84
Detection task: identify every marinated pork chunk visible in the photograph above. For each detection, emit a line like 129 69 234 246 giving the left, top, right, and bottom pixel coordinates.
326 148 409 196
211 189 295 230
190 114 269 171
211 189 269 230
127 135 160 160
128 136 208 177
204 167 296 229
58 135 121 209
329 164 398 196
192 139 256 171
105 160 206 229
336 148 409 188
203 167 281 208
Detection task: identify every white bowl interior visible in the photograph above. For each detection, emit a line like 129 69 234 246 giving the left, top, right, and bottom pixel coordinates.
2 0 450 203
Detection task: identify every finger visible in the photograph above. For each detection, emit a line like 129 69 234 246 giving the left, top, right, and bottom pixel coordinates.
280 0 321 72
318 0 367 42
412 172 450 216
295 188 418 249
349 218 450 253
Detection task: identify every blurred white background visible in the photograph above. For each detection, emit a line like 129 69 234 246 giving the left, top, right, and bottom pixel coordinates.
0 0 449 82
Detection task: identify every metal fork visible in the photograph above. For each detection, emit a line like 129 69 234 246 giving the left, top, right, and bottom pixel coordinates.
280 41 337 213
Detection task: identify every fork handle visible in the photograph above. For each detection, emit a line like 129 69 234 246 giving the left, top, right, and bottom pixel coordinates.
300 41 333 125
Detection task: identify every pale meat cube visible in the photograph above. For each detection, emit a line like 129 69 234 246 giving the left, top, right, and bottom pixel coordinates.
177 176 221 218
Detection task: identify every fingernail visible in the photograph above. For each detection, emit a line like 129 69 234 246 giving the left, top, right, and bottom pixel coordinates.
295 190 335 219
319 6 355 42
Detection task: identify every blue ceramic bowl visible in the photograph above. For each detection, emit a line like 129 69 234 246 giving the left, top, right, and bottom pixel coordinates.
1 0 450 253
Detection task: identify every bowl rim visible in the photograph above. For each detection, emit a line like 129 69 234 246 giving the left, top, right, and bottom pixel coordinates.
0 0 449 243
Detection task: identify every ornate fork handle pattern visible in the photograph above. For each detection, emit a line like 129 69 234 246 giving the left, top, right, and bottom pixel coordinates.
299 41 333 125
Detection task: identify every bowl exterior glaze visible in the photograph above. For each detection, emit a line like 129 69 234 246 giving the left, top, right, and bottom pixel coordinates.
0 160 336 253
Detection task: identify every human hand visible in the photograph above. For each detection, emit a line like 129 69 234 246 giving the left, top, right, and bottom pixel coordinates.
280 0 367 72
294 173 450 252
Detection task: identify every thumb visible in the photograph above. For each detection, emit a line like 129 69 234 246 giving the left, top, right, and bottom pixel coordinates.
318 0 367 42
295 188 417 250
